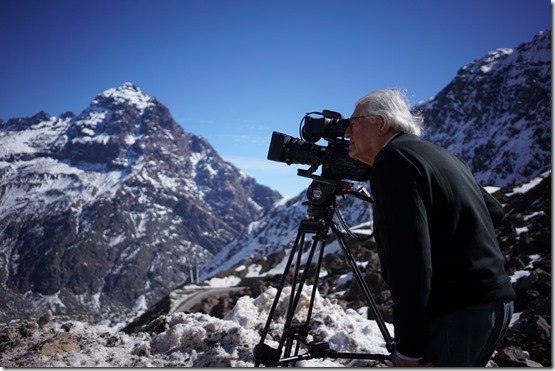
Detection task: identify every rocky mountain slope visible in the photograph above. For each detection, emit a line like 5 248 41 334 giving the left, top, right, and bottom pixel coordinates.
0 83 281 322
418 30 551 187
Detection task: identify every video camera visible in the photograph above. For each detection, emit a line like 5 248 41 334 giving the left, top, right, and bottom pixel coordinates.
267 110 371 182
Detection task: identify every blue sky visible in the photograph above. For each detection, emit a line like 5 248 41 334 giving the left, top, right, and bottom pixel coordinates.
0 0 551 197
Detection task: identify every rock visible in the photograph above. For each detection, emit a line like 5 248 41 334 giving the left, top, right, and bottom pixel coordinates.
494 346 543 367
61 321 75 332
37 310 53 329
18 322 39 337
521 314 550 341
131 341 151 357
39 332 81 355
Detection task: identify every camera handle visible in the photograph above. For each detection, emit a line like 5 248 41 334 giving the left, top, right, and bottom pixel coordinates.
253 187 395 367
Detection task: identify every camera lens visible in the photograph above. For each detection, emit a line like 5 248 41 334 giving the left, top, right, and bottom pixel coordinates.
268 132 325 165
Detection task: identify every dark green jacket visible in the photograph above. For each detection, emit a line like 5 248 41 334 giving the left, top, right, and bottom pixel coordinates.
370 133 515 358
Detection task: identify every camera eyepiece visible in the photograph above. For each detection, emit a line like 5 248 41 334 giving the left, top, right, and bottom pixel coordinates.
301 117 351 142
300 110 350 143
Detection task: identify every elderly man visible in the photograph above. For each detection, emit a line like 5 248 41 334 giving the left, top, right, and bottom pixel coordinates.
345 89 515 367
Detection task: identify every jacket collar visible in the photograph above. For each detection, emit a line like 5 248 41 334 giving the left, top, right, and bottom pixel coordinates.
384 131 404 147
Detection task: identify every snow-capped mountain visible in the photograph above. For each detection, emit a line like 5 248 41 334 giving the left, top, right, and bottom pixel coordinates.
201 30 551 281
0 83 281 321
418 30 551 187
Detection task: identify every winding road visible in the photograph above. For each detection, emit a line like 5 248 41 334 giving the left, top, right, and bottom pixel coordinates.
171 286 246 314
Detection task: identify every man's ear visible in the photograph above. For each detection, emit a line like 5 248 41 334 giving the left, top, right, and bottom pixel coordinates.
376 116 389 135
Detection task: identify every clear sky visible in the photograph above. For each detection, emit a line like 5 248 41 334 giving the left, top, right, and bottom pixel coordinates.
0 0 551 197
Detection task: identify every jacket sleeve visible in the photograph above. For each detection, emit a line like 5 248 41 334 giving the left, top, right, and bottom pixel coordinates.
454 155 505 226
371 147 432 358
480 186 505 227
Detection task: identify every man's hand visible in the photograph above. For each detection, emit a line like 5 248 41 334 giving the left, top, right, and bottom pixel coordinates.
394 353 433 367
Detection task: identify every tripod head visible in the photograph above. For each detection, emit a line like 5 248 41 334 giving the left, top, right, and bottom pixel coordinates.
299 169 373 203
299 169 374 230
302 171 346 219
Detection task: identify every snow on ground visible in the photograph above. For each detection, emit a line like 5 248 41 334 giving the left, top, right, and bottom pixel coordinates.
0 286 393 367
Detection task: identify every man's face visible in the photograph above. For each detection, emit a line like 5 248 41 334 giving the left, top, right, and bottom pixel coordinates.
345 104 383 166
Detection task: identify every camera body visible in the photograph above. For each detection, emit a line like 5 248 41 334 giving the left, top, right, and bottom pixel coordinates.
267 110 371 182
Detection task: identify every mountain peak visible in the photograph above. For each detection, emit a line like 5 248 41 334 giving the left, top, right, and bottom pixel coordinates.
0 81 282 320
417 29 550 188
92 82 154 113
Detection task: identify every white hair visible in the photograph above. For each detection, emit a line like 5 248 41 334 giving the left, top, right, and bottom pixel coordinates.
356 89 424 137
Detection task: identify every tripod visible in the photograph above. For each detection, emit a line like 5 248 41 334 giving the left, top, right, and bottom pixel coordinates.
253 177 395 367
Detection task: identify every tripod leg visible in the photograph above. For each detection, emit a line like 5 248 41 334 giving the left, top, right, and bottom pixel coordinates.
282 249 303 363
254 219 330 366
331 222 396 352
279 225 325 356
283 227 329 364
306 232 327 322
286 236 306 319
254 228 306 367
